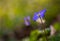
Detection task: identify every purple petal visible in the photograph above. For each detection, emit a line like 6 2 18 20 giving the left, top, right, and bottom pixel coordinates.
24 16 30 26
39 9 46 18
33 12 39 21
33 9 46 21
27 16 30 21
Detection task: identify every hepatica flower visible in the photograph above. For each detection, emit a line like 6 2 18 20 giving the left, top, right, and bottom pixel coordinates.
32 9 48 41
33 9 47 23
24 16 30 26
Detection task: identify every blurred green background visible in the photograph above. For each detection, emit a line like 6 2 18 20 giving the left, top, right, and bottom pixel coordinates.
0 0 60 34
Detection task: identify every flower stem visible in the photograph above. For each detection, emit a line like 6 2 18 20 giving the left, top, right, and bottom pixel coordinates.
39 16 48 41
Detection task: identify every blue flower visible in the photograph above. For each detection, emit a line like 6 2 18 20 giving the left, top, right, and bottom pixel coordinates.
33 9 46 21
24 16 30 26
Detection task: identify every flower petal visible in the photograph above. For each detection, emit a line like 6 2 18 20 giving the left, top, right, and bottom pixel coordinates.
33 9 46 21
24 16 30 26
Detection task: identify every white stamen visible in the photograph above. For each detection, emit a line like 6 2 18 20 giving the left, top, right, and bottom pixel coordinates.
36 18 45 24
